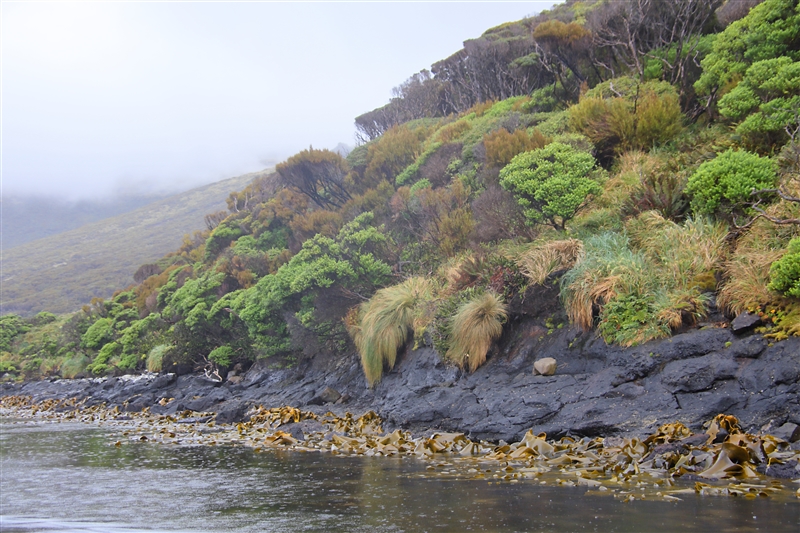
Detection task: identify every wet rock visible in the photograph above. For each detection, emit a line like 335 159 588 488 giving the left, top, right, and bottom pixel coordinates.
731 311 762 334
308 386 341 405
770 422 800 443
533 358 557 376
215 401 248 424
757 458 800 479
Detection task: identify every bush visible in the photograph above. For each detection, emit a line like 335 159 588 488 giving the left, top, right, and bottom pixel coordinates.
208 345 234 367
81 318 114 350
597 293 670 347
499 142 602 230
569 79 683 159
87 342 119 375
445 291 507 372
60 354 89 378
483 128 550 167
686 149 778 217
768 238 800 298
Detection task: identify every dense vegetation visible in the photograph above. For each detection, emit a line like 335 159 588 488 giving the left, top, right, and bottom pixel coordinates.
2 0 799 386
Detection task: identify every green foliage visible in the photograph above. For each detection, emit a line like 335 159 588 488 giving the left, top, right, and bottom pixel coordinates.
208 345 234 367
0 315 30 352
204 221 244 261
597 293 670 347
718 56 800 146
695 0 800 98
236 212 392 357
59 354 89 379
87 341 119 375
686 149 778 216
395 142 442 185
768 237 800 298
499 142 602 230
81 318 114 350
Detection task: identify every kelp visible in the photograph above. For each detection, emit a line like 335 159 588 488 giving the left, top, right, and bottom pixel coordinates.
2 396 799 502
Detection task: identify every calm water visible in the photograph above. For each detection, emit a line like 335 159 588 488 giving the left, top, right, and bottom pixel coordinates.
1 418 798 532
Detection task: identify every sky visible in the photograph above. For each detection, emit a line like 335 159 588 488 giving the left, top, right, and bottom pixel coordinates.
2 1 558 200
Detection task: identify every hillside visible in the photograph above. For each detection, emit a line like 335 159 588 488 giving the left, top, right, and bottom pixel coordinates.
1 170 269 316
2 193 173 250
1 0 798 391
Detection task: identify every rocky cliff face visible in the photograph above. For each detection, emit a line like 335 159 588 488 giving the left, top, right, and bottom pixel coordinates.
3 320 798 442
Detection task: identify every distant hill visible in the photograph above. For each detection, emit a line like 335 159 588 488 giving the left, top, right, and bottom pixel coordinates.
2 193 173 249
1 170 271 316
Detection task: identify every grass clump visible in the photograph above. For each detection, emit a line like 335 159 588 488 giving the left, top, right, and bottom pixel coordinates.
445 291 507 372
60 354 90 378
146 344 170 373
348 277 435 386
515 239 583 285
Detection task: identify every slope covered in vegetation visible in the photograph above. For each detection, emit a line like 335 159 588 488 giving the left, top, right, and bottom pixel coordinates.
1 171 264 316
2 0 799 388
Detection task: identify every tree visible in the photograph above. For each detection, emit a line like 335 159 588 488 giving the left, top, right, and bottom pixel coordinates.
276 148 352 209
499 142 603 230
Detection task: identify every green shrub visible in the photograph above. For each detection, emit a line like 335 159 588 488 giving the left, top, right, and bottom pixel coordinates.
499 142 602 230
686 149 778 216
209 345 234 367
81 318 114 350
87 342 119 375
0 315 30 352
598 293 670 347
768 238 800 298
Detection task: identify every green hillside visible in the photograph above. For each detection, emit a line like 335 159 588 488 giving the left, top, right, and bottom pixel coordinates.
2 0 799 383
1 170 269 316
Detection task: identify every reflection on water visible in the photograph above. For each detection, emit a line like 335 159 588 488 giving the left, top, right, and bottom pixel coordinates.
1 418 798 532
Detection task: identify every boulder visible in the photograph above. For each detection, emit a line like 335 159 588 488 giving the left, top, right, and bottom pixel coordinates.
533 358 557 376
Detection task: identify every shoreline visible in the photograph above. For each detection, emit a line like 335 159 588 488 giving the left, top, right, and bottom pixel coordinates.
2 394 799 503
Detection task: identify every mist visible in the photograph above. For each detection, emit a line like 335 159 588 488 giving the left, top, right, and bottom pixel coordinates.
1 2 557 201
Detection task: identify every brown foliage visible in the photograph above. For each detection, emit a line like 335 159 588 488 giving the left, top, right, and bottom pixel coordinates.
483 128 550 167
471 185 537 243
364 125 431 188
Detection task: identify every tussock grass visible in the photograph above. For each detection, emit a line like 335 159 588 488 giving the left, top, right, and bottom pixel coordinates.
516 239 583 285
60 354 90 379
445 292 507 372
560 233 652 330
146 344 170 373
349 277 435 386
562 215 727 346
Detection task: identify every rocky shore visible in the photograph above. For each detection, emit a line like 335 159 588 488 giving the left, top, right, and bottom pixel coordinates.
3 315 799 445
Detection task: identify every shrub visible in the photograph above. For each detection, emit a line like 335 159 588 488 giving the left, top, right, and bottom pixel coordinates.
349 277 435 386
483 128 550 167
686 149 778 217
81 318 114 350
87 342 119 375
598 293 670 347
208 345 234 367
569 79 683 158
499 142 602 230
768 238 800 298
445 292 507 372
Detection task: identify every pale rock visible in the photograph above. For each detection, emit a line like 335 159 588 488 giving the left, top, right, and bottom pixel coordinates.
533 357 557 376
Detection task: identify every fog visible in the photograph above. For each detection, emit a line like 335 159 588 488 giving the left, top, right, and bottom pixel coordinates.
2 1 557 201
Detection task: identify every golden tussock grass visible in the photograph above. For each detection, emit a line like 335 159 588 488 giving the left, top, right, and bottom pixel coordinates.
516 239 583 285
446 292 507 373
349 277 435 386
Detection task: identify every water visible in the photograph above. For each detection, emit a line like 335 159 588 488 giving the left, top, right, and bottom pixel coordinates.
1 418 798 532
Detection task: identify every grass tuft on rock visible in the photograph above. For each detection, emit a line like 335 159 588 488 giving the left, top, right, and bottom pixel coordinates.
445 291 507 372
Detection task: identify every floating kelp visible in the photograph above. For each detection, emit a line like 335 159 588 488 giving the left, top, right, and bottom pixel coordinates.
2 396 798 502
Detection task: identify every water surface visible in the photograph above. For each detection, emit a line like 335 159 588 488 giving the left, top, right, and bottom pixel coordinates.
1 418 798 532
